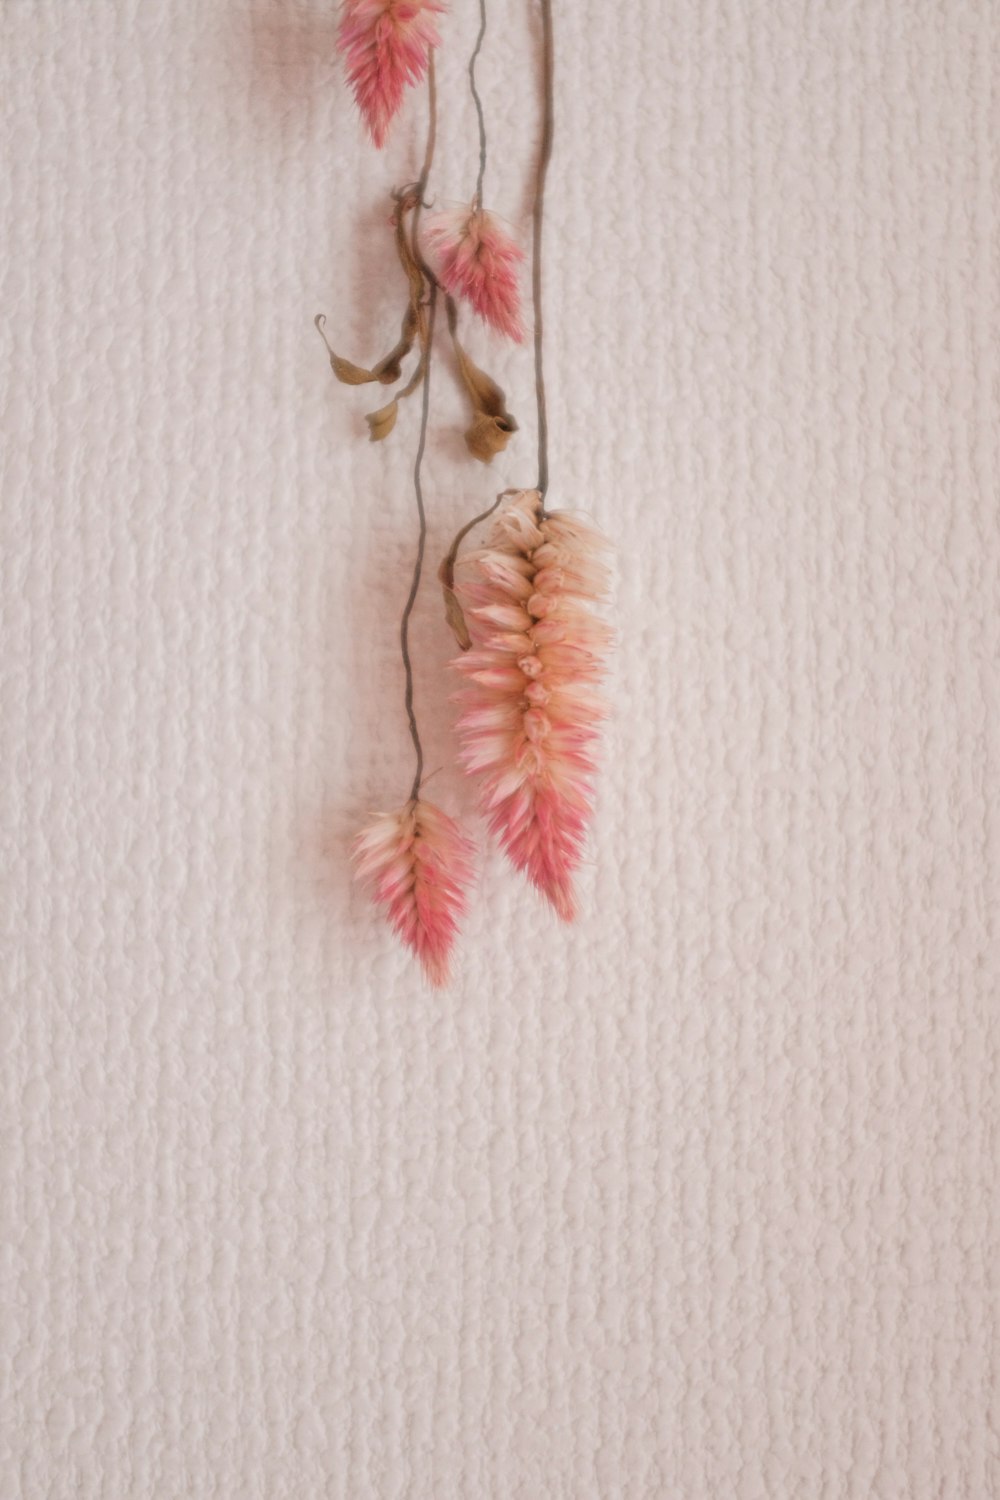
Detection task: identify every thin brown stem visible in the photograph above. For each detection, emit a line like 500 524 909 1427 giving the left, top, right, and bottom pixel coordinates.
469 0 489 208
399 57 438 801
415 51 436 217
400 285 437 801
532 0 554 504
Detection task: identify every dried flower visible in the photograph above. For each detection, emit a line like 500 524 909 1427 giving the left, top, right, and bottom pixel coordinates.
353 797 473 984
423 206 525 342
337 0 445 149
452 490 611 920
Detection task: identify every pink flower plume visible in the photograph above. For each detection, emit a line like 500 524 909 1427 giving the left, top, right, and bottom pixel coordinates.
337 0 445 149
452 491 611 920
353 798 473 985
423 206 525 342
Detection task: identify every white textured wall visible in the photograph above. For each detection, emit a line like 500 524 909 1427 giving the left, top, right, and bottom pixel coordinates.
3 2 999 1495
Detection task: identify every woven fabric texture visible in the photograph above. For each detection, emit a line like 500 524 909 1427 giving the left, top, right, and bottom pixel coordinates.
2 2 998 1495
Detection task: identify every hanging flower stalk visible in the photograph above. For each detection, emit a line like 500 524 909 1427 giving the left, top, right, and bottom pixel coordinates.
330 53 475 985
451 489 610 921
337 0 446 148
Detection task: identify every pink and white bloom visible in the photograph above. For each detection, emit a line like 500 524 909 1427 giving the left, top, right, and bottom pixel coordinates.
423 206 525 342
353 798 473 985
337 0 445 149
452 490 611 920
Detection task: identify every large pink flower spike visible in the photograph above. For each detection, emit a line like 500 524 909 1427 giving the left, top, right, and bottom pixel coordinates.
453 490 611 920
337 0 445 149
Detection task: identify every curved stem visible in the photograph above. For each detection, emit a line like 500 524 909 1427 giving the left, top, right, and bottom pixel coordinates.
469 0 489 208
440 489 510 592
532 0 554 503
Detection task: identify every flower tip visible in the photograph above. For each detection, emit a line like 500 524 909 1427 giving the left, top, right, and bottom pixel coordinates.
548 884 577 923
421 950 451 987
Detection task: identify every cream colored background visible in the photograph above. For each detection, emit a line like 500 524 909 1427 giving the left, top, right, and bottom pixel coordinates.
3 2 999 1496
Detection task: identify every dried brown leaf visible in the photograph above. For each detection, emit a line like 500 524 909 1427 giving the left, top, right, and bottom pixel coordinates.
371 306 420 385
366 400 399 442
313 196 428 395
444 297 518 465
465 411 517 464
454 349 506 418
332 352 379 386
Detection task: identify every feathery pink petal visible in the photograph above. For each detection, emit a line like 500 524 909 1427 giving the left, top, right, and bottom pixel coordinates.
337 0 445 149
353 798 473 984
423 206 525 342
452 491 611 921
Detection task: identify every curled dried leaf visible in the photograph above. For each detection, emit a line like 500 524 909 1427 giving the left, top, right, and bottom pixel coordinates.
313 192 429 397
444 297 518 465
465 410 517 464
397 349 427 402
332 352 378 385
314 305 419 389
366 400 399 441
453 349 505 417
371 305 420 384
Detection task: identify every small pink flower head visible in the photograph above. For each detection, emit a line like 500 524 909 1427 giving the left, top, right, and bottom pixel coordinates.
353 797 473 985
452 491 611 920
423 206 525 342
337 0 445 149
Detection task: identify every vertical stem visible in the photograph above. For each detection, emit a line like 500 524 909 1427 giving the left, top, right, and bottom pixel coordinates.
469 0 489 208
400 287 437 802
416 51 437 212
399 57 438 801
532 0 554 502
